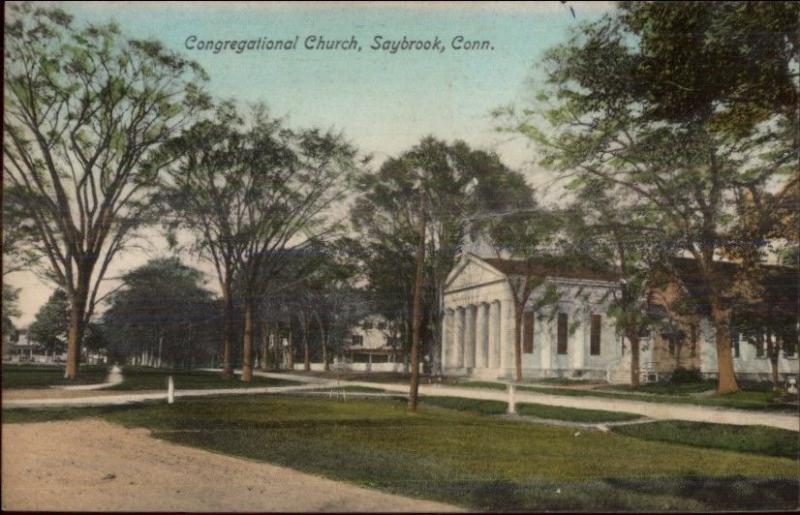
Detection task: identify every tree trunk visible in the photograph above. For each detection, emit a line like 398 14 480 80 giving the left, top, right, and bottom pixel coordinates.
287 329 294 369
513 304 523 383
241 300 254 382
272 323 281 371
767 332 781 392
221 276 234 378
64 288 88 380
303 318 311 371
628 331 641 387
408 214 426 412
710 305 739 394
260 321 270 372
321 330 329 371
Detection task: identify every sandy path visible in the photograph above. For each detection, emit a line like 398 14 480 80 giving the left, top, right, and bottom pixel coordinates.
2 419 460 512
3 388 162 401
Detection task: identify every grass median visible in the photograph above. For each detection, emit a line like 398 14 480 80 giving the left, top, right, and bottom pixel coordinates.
1 364 300 391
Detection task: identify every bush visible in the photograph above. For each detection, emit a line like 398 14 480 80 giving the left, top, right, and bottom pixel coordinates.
670 367 703 384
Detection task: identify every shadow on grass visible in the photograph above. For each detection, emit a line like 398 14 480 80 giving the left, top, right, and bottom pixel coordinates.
603 476 799 512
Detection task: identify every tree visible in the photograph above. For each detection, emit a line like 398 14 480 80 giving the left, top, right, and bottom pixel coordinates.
3 188 40 276
561 181 666 386
479 208 562 382
164 103 357 382
2 284 22 353
351 138 535 403
507 2 797 394
102 257 219 368
4 3 209 379
29 288 69 354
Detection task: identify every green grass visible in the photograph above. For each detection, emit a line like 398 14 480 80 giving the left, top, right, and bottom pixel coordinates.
106 367 299 391
4 394 798 511
535 377 604 386
1 364 108 389
1 365 300 391
300 385 389 394
605 381 717 395
420 396 509 415
612 421 800 460
419 396 641 423
516 403 641 423
521 384 796 411
444 379 795 412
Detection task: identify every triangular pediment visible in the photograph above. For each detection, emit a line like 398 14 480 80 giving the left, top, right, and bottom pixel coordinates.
445 254 508 292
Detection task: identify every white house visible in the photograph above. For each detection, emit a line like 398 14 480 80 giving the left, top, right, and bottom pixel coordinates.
343 314 408 373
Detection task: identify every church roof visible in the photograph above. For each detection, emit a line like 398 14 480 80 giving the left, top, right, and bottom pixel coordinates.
481 257 620 283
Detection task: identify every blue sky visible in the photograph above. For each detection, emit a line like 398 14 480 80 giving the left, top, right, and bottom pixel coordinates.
63 1 611 166
11 1 614 324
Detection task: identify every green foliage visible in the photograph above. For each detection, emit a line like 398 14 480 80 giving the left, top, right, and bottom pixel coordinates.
2 284 20 342
669 367 704 385
101 258 220 366
350 137 535 361
28 289 69 353
4 3 210 377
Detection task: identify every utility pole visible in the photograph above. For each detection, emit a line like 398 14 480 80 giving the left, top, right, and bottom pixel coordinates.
408 208 427 412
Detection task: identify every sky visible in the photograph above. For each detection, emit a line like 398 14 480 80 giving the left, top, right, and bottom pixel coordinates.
6 1 614 326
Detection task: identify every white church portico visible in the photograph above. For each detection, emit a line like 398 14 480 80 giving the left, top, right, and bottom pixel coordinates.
442 254 626 381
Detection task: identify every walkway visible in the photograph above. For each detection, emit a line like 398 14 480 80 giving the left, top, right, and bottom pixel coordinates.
4 370 797 431
354 381 800 432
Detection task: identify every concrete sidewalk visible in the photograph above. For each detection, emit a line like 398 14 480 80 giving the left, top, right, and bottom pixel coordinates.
2 381 332 409
341 380 800 432
4 369 797 431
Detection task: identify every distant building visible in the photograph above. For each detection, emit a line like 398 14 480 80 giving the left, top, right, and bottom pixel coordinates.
342 314 408 373
2 329 52 363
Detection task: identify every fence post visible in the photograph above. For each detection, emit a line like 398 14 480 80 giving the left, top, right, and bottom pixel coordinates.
507 382 516 415
167 375 175 404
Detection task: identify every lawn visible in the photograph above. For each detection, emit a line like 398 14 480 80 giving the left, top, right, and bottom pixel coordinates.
449 379 796 412
107 367 299 391
1 364 108 389
6 394 796 511
605 381 717 395
1 364 300 391
419 396 641 423
612 421 800 460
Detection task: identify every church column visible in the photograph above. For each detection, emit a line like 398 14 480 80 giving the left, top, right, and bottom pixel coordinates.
476 303 488 368
488 301 501 368
441 309 452 370
454 308 465 368
465 305 476 368
499 300 514 371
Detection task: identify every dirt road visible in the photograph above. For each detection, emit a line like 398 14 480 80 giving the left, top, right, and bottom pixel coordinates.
2 419 460 512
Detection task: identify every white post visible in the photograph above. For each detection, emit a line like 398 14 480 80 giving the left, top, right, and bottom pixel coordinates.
506 383 516 414
167 375 175 404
